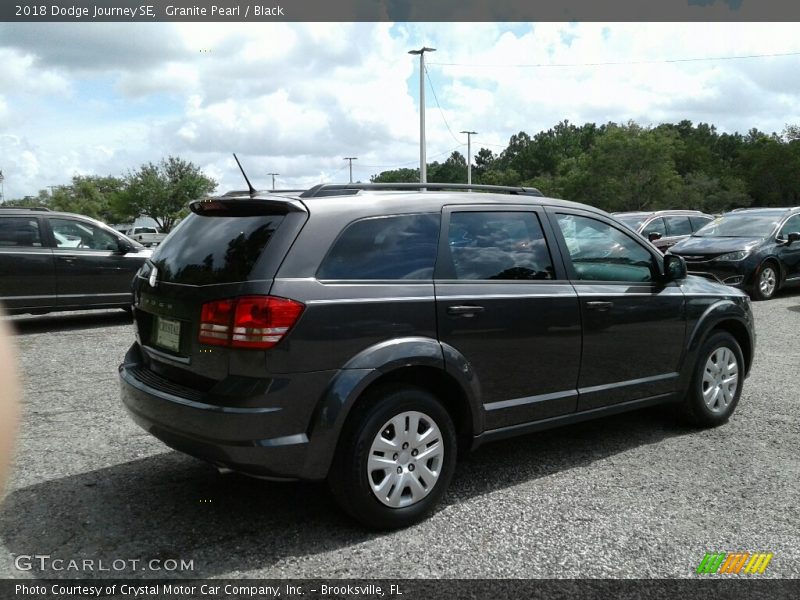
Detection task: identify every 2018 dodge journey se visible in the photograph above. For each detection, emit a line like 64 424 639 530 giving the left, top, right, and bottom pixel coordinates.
119 183 755 529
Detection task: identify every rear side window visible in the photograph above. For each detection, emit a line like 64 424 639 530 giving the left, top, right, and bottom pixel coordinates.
446 211 554 280
0 217 42 247
318 214 440 280
665 216 692 236
151 213 284 285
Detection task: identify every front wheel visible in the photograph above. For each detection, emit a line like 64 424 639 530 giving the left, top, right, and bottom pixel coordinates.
328 386 457 530
680 331 744 427
751 262 778 300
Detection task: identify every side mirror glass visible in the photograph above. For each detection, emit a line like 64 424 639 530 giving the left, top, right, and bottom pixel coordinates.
647 231 662 242
663 254 687 281
117 240 133 254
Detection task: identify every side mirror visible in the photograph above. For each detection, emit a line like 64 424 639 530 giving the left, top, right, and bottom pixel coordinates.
663 254 687 281
117 239 134 254
647 231 662 242
786 231 800 245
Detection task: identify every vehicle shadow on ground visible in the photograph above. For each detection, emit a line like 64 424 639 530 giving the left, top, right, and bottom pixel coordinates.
5 310 131 335
0 406 693 578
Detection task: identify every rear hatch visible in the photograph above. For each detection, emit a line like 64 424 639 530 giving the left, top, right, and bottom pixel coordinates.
131 196 308 390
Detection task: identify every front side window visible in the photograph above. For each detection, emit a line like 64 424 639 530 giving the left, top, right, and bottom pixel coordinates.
665 216 692 237
690 216 713 231
0 217 42 247
50 218 119 251
556 214 656 282
318 214 440 280
779 214 800 239
642 217 666 238
446 211 554 280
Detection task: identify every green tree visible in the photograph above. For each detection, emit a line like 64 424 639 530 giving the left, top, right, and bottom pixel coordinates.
49 175 127 223
370 167 419 183
119 157 216 232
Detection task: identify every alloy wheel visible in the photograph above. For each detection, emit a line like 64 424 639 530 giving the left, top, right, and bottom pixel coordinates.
702 346 739 414
759 266 777 298
367 411 444 508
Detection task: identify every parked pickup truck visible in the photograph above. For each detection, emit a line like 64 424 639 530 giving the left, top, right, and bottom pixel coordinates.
125 227 166 247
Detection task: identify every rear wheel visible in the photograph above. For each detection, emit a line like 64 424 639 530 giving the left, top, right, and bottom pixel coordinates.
751 261 778 300
328 385 457 530
680 331 744 427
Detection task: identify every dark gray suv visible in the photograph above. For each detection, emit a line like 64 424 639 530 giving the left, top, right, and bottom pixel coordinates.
119 183 755 529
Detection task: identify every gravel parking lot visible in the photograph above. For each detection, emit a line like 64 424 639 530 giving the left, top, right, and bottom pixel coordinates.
1 292 799 579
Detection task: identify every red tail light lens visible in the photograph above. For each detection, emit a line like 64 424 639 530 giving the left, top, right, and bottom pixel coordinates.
199 296 304 349
199 299 235 346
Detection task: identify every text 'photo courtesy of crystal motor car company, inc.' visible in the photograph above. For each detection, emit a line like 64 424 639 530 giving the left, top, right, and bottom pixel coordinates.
118 182 755 529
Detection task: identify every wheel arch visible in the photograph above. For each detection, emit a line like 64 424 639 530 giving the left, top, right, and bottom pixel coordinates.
300 337 481 479
683 301 754 391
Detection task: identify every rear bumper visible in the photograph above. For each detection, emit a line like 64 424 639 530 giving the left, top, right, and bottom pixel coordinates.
119 344 336 480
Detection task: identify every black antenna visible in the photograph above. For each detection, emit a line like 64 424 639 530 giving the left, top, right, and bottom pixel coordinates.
233 153 257 195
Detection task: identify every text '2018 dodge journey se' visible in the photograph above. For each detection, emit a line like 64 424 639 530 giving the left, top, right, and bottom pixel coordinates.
119 183 755 529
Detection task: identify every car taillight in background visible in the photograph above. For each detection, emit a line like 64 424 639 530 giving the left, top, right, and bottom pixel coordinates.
199 296 304 349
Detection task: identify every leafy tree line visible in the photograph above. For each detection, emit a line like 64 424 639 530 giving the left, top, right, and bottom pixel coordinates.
372 120 800 214
6 157 216 233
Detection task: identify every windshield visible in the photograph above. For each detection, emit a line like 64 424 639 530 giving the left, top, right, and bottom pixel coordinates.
693 214 781 238
615 215 646 231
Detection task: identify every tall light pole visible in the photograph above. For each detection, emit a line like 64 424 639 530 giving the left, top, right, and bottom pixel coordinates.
267 172 279 190
343 157 358 183
460 130 477 186
408 46 436 184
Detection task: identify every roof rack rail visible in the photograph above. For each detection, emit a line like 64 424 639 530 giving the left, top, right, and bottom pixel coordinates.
299 182 544 198
0 205 50 211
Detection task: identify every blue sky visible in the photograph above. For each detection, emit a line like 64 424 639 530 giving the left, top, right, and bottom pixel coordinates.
1 22 799 201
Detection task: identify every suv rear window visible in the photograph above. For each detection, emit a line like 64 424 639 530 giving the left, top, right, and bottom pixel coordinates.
317 214 440 280
151 213 284 285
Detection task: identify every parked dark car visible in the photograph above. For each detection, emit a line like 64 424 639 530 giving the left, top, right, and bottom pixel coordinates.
614 210 714 252
119 183 755 529
668 207 800 301
0 207 150 315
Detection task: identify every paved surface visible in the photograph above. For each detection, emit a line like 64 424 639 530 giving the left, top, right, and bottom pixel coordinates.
0 292 798 579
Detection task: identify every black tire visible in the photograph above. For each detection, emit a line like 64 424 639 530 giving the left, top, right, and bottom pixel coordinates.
680 331 744 427
750 260 779 301
328 385 457 530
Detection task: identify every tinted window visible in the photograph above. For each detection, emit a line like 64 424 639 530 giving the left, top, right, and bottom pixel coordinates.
642 217 666 238
689 216 713 231
556 214 656 282
779 214 800 238
151 213 284 285
0 217 42 247
446 211 554 280
50 218 118 251
318 214 440 280
665 216 692 236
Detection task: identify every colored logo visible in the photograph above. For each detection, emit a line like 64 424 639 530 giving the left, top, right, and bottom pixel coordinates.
696 552 773 574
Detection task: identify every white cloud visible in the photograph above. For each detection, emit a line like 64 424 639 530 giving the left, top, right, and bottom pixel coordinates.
1 22 800 198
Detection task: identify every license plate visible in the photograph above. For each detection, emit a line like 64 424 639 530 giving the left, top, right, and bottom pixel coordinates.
154 316 181 353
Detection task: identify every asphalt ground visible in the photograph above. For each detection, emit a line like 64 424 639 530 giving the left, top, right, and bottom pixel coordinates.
0 291 798 580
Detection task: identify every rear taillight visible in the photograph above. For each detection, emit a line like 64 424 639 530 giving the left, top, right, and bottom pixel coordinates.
199 296 304 349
